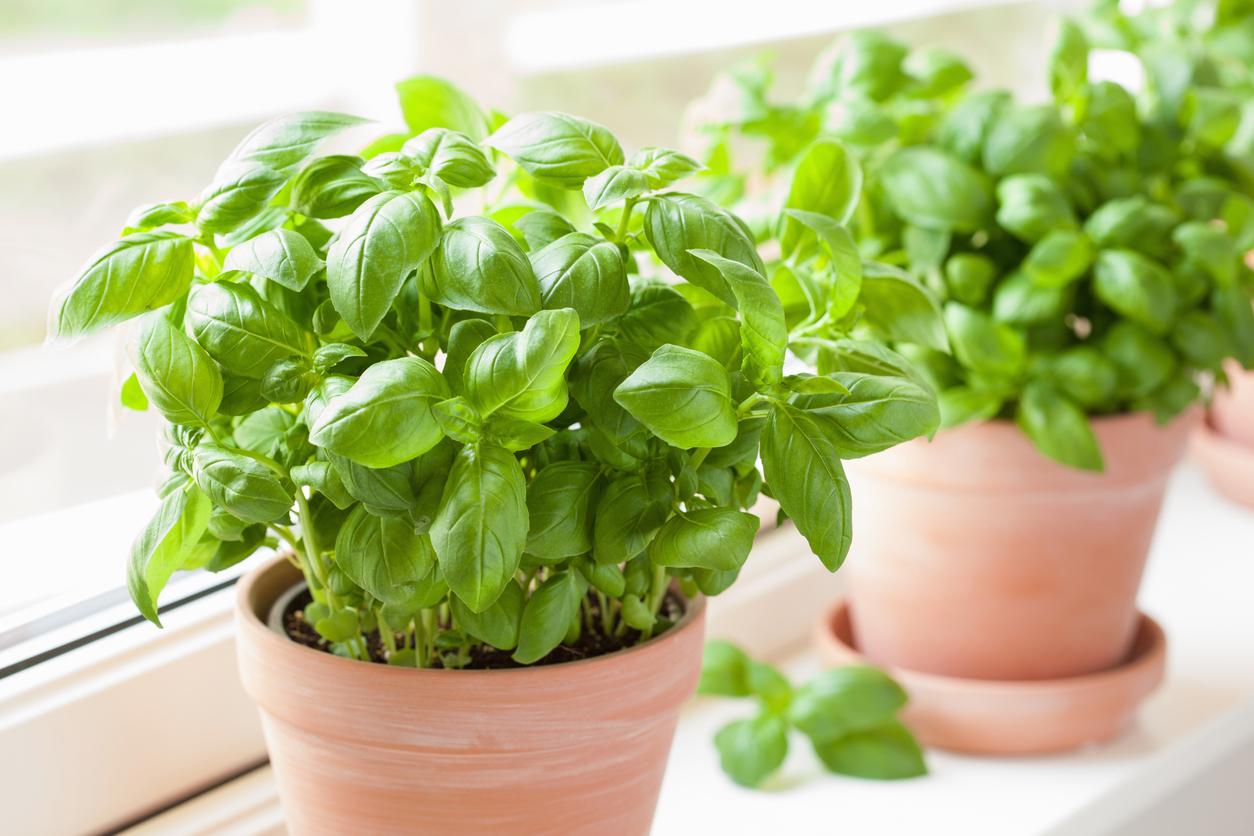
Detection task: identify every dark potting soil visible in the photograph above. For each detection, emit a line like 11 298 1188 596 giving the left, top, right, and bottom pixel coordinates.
282 588 685 669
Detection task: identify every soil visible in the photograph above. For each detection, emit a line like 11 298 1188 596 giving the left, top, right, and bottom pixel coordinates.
282 588 686 669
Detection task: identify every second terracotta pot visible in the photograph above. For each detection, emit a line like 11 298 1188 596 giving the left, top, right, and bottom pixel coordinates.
844 411 1194 682
236 556 705 836
1212 360 1254 448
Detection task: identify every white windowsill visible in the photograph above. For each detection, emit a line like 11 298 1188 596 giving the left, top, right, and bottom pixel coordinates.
120 462 1254 836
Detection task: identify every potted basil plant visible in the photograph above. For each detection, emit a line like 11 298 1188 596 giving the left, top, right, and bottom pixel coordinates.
49 77 938 833
691 29 1254 746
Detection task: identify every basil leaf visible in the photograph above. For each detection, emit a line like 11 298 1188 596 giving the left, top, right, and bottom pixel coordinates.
334 505 436 605
402 128 496 188
1092 249 1178 334
187 280 309 379
191 444 293 524
310 356 449 468
431 443 528 613
617 283 698 352
982 104 1074 177
779 139 863 256
879 146 993 233
132 311 222 428
514 209 577 251
1037 346 1118 410
328 453 418 517
119 372 149 412
614 344 737 449
50 232 194 338
583 164 649 210
647 507 759 572
513 570 582 664
443 318 497 395
1103 321 1177 399
858 265 948 351
761 403 852 571
217 111 368 175
629 147 701 188
327 190 442 340
944 302 1026 377
488 112 624 188
995 174 1076 244
644 193 765 308
223 228 323 291
450 579 523 650
526 462 600 560
699 640 753 697
128 483 212 625
944 253 996 305
289 155 382 219
530 232 629 326
1016 380 1103 471
792 372 939 458
592 473 671 564
396 76 491 140
688 249 788 388
427 216 542 316
713 714 789 789
811 721 926 780
789 666 909 742
569 337 647 442
1049 19 1088 103
991 271 1071 327
464 308 580 422
1022 229 1093 288
938 386 1004 428
289 461 354 510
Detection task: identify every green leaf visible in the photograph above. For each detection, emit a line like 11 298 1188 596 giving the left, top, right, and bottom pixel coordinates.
761 402 852 571
937 89 1010 164
569 337 647 441
995 174 1076 244
944 253 996 306
991 271 1071 327
431 443 528 612
402 128 496 188
938 386 1004 428
789 666 908 742
334 505 436 605
879 146 993 233
858 266 948 351
395 76 490 140
124 201 193 232
1049 19 1089 102
614 344 737 449
792 372 939 458
575 558 626 597
427 216 542 316
513 570 582 663
488 112 624 188
644 193 765 308
217 111 368 175
49 232 195 338
132 311 222 427
328 454 419 517
592 472 671 564
698 640 752 697
1037 346 1118 410
313 342 367 373
648 507 759 571
128 483 211 626
289 461 354 510
945 302 1025 378
451 579 523 650
233 406 296 460
526 462 600 560
1080 81 1139 155
811 721 926 780
687 249 787 387
1214 284 1254 366
629 147 702 188
1103 321 1177 399
191 444 292 524
327 190 442 340
187 280 309 379
783 210 863 320
120 372 149 412
779 139 863 256
289 155 382 219
617 283 698 353
1092 249 1178 334
1022 229 1093 288
514 209 577 251
309 356 449 468
464 307 580 422
713 714 790 788
982 104 1073 177
1016 380 1103 471
530 232 629 326
583 164 649 210
1084 197 1178 258
223 228 323 291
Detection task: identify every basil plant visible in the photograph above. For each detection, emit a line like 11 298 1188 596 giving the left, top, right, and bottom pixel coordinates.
49 78 938 667
691 29 1254 471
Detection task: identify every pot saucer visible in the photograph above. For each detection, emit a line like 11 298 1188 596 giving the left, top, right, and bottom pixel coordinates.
813 599 1166 756
1193 415 1254 509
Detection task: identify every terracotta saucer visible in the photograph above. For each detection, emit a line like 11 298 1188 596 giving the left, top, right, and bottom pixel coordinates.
1193 415 1254 509
813 599 1166 756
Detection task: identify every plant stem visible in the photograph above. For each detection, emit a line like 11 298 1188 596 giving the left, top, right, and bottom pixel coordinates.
413 611 427 668
293 490 339 609
614 197 638 242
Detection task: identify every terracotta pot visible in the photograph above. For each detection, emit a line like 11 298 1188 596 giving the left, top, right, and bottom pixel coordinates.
235 555 706 836
844 411 1195 682
1211 360 1254 448
814 599 1166 755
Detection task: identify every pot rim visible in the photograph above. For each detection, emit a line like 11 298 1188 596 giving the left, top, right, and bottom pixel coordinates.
237 552 707 680
814 597 1166 693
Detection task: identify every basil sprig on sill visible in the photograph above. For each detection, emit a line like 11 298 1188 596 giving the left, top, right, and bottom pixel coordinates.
51 76 937 666
690 28 1254 471
699 641 926 787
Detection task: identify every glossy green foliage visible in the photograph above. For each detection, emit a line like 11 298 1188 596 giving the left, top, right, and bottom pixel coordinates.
699 641 925 788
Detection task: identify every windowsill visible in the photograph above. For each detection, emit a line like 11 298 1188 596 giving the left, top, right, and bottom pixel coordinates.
120 462 1254 835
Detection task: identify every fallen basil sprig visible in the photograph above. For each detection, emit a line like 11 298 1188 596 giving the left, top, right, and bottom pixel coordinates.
699 641 926 787
50 76 938 666
690 28 1254 471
